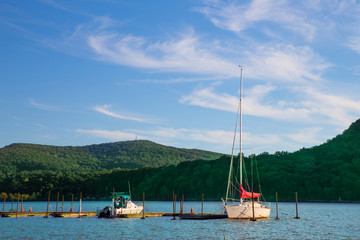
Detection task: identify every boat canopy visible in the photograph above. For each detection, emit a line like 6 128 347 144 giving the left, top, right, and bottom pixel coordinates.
239 184 260 199
113 192 130 199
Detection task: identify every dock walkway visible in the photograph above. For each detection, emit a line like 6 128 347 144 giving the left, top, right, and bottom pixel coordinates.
1 212 226 219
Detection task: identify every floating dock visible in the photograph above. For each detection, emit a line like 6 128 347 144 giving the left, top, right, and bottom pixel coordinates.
178 213 227 220
1 212 96 218
52 212 97 217
1 211 226 219
1 212 49 217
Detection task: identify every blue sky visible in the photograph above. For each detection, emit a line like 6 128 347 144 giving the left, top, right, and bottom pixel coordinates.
1 0 360 155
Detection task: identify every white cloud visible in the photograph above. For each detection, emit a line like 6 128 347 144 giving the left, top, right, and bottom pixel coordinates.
196 0 316 41
303 87 360 128
287 127 323 144
244 44 330 84
346 35 360 54
179 86 238 112
29 98 59 111
93 104 160 124
75 126 284 153
180 84 312 122
180 82 360 128
136 127 234 144
76 127 234 145
76 129 140 141
86 26 235 77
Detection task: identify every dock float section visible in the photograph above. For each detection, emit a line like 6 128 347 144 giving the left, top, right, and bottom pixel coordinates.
1 212 226 219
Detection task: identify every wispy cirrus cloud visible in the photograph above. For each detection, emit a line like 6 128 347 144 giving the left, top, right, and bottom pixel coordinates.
346 35 360 54
195 0 316 41
93 104 160 124
86 25 235 77
287 127 323 145
76 126 318 154
76 129 141 141
76 127 233 144
180 85 311 122
243 44 330 84
180 83 360 128
29 98 59 111
75 126 282 153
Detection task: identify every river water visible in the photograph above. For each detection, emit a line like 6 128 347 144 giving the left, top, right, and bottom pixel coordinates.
1 201 359 239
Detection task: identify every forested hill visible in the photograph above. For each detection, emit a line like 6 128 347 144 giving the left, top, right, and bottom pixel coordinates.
85 119 360 202
0 140 222 172
2 120 360 202
255 118 360 201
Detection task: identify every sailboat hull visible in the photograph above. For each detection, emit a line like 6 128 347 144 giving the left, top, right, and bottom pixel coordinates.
225 202 270 219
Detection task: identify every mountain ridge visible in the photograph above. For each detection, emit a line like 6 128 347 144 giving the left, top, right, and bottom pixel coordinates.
0 140 223 172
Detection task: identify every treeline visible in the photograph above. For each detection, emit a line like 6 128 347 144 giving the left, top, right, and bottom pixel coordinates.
1 119 360 202
0 140 222 172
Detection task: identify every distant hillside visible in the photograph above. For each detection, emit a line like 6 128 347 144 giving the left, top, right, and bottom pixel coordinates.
2 120 360 202
256 118 360 201
84 119 360 201
0 140 222 172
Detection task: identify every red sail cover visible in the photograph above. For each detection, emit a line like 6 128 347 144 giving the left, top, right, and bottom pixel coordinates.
240 184 260 198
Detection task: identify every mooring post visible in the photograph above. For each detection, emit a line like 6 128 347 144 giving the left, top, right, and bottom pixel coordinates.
21 194 23 212
78 192 82 218
172 191 176 220
181 194 184 214
16 192 20 218
275 192 280 220
294 192 300 219
62 195 64 213
2 194 6 213
45 190 50 218
141 192 145 219
175 194 177 215
250 191 256 221
56 191 59 213
112 188 115 218
70 193 74 212
201 193 204 215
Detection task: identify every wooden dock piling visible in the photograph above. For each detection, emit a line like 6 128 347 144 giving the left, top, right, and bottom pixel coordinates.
294 192 300 219
250 191 256 221
201 193 204 215
21 195 23 213
11 195 14 212
45 190 50 218
16 193 19 218
141 192 145 219
56 191 59 213
172 191 176 220
3 195 6 213
78 192 82 218
275 192 279 220
62 195 64 213
180 194 184 214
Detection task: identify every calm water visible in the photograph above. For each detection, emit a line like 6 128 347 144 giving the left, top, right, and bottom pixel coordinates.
1 201 359 239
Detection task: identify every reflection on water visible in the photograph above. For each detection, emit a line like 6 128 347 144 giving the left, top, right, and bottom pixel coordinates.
1 201 359 239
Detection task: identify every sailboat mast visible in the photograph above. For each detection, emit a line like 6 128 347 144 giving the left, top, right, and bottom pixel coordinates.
239 66 243 187
225 66 244 203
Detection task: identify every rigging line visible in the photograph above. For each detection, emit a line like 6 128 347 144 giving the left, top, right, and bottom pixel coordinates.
254 156 262 194
225 102 241 202
242 157 250 191
254 155 267 202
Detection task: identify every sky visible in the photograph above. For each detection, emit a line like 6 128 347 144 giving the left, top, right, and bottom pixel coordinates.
1 0 360 155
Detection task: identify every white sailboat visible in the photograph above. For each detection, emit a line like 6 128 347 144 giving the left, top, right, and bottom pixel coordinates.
222 66 271 219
